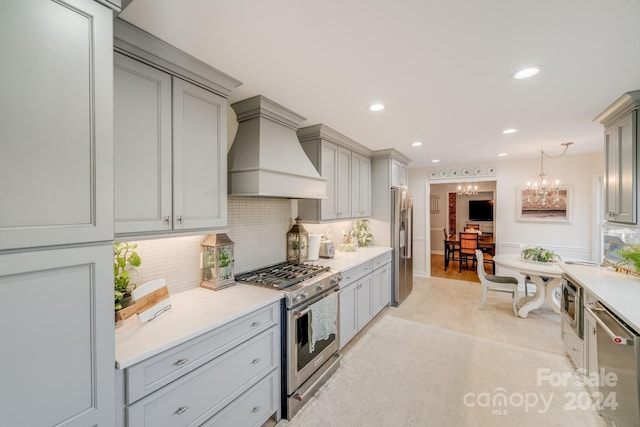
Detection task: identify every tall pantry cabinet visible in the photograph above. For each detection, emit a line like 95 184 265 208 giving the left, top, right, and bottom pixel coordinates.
0 0 119 426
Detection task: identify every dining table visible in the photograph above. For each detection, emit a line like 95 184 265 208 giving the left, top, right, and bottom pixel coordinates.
492 253 563 318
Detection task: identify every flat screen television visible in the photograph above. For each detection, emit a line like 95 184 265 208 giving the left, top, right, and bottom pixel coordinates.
468 200 494 222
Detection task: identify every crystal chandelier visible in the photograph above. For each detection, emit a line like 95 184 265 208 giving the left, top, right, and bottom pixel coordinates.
457 183 478 196
526 142 572 206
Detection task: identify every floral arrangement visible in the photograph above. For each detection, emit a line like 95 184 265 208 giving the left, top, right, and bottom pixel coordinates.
520 246 561 264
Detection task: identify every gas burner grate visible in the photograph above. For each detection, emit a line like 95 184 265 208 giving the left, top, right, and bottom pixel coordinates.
236 262 330 289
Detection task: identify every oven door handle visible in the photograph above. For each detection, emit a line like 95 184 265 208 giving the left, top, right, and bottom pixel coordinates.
293 287 339 318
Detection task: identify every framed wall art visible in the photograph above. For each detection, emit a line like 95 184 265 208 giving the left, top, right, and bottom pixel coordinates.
516 186 572 223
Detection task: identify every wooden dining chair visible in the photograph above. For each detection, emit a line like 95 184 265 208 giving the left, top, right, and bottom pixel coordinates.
460 232 495 273
465 223 480 231
459 232 479 272
443 229 460 271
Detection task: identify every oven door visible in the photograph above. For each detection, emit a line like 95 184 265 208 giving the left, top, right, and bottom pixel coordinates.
287 288 340 394
561 278 582 337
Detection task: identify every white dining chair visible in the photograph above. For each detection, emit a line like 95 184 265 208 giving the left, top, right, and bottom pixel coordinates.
476 250 519 317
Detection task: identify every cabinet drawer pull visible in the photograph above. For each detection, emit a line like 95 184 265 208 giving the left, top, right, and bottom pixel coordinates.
250 358 261 365
174 358 189 366
175 405 189 415
251 406 261 413
250 321 261 328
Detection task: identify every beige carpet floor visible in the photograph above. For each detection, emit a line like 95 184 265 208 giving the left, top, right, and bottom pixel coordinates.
281 315 606 427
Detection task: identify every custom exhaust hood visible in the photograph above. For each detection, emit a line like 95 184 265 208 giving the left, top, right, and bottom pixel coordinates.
227 95 326 199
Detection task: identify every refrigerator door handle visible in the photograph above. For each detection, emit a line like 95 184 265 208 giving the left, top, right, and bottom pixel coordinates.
402 208 412 259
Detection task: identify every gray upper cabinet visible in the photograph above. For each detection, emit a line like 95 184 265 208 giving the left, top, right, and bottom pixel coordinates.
351 152 371 218
595 91 640 225
114 53 172 233
298 124 372 222
113 19 241 236
0 0 115 250
392 159 409 188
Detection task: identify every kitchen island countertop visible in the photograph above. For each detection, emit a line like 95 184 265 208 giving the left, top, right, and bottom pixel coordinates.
560 263 640 331
311 246 392 272
115 284 283 369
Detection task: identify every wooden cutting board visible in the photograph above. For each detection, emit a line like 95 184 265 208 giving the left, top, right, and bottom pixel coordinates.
115 279 171 322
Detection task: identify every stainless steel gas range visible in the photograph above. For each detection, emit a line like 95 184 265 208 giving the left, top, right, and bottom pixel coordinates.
235 262 342 420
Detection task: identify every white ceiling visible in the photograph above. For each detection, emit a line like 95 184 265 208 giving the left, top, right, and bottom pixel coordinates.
120 0 640 169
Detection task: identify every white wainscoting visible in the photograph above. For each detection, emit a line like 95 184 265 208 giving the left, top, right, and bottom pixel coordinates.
413 237 427 277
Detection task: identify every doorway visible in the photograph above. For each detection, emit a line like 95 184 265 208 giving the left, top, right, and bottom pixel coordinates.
426 179 497 281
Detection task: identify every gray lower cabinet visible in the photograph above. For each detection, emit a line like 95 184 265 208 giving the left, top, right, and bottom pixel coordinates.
114 53 228 235
0 0 115 250
372 253 392 314
561 316 584 369
583 291 599 391
117 302 281 427
0 244 115 426
339 252 392 349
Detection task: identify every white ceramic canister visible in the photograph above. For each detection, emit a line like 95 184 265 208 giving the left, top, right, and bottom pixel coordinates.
308 234 321 261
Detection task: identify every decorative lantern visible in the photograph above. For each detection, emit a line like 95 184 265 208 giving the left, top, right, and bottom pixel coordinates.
287 217 309 263
201 233 235 291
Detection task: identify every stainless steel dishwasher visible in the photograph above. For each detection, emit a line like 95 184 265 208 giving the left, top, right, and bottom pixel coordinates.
585 301 640 426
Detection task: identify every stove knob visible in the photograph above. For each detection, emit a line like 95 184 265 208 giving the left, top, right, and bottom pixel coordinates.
294 295 304 303
317 284 324 292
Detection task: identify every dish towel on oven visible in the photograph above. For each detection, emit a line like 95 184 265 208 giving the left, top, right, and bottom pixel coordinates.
309 292 338 353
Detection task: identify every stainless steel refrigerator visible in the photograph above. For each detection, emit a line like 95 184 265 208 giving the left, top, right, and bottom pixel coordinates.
391 187 413 306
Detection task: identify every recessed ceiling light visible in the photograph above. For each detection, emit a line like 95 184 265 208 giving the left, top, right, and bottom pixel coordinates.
512 66 541 79
498 153 508 157
431 159 440 163
502 128 517 134
369 103 385 112
411 141 423 147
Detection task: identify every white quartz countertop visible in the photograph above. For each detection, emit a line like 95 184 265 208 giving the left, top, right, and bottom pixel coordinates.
310 246 392 272
560 263 640 331
115 284 283 369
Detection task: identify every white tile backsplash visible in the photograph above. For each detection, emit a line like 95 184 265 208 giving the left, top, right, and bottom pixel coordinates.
124 235 203 294
123 197 297 294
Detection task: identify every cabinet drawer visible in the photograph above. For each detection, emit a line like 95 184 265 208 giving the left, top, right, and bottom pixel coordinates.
200 370 279 427
341 261 372 287
126 326 278 427
126 302 279 404
562 324 584 369
372 252 392 270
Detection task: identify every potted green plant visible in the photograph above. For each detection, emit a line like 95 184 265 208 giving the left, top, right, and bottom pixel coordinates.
615 244 640 273
521 246 561 263
114 242 141 312
353 219 373 247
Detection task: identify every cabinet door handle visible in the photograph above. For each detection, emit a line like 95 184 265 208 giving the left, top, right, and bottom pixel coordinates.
164 216 171 224
250 321 261 328
175 406 189 415
250 358 261 365
251 406 261 413
174 358 189 366
177 215 184 224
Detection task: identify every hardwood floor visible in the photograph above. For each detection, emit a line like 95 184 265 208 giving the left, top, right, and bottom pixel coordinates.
430 253 480 283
